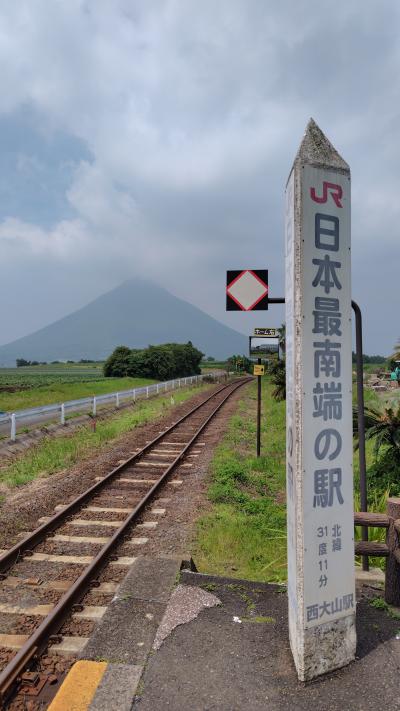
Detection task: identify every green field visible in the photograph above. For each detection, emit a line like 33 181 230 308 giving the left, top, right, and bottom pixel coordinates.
201 361 228 371
0 364 156 411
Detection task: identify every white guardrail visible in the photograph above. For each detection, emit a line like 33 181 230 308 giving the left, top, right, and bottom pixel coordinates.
1 373 221 442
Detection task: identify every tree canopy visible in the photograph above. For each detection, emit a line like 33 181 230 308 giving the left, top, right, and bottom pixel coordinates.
103 342 204 380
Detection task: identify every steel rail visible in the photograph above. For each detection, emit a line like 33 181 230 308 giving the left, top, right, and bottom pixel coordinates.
0 379 238 575
0 377 251 704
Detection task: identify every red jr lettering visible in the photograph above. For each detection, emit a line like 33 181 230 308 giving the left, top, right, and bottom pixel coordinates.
310 182 343 208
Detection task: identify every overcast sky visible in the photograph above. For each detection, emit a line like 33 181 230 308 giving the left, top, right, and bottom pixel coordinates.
0 1 399 355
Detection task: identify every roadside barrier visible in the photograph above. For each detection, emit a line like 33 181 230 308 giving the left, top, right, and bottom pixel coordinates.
355 497 400 605
1 373 223 442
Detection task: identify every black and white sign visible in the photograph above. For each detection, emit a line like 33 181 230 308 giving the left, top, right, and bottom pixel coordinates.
249 337 279 357
254 327 279 337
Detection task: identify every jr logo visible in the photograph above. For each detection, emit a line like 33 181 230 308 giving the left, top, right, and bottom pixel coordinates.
310 182 343 208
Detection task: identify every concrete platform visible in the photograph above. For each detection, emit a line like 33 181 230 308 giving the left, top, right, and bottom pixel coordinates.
48 555 184 710
49 563 400 711
136 570 400 710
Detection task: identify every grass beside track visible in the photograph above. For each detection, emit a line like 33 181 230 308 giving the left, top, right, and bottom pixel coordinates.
195 376 384 582
0 384 210 491
195 379 287 583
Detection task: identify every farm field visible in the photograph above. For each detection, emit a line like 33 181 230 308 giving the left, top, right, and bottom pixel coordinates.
200 360 228 370
0 364 156 412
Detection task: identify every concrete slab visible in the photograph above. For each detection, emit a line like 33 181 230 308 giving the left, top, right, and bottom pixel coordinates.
88 663 143 711
0 633 29 649
133 571 400 711
355 567 385 587
48 636 90 656
73 606 107 620
30 552 94 564
81 556 182 665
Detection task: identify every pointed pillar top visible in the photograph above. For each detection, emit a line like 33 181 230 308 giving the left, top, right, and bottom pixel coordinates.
292 118 349 174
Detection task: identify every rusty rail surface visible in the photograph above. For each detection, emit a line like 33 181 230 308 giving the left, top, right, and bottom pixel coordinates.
0 376 251 705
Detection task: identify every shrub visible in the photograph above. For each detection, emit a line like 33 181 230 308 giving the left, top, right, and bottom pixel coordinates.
104 342 204 380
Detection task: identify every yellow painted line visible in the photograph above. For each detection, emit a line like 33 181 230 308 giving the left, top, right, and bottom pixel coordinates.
48 660 107 711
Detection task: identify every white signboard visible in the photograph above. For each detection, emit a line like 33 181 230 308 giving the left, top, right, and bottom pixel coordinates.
301 166 354 627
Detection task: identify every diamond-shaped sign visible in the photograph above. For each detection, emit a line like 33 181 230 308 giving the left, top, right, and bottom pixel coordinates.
226 270 268 311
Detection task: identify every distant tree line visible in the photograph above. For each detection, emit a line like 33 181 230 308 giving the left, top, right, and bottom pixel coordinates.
103 342 204 380
16 358 47 367
16 358 101 367
351 352 387 364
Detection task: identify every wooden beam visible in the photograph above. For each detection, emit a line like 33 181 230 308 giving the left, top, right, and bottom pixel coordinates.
355 541 389 557
354 512 390 528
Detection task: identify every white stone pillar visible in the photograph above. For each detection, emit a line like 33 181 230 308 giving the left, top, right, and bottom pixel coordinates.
10 414 16 441
61 403 65 425
285 119 356 681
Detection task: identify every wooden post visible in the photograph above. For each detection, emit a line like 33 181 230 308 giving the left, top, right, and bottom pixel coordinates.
385 497 400 605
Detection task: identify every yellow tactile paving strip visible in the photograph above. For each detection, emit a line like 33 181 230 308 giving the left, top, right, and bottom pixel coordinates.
48 660 107 711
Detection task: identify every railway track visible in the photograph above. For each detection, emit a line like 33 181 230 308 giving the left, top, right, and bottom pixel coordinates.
0 376 251 707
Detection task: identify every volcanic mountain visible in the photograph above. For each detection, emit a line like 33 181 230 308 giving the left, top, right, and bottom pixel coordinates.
0 279 247 365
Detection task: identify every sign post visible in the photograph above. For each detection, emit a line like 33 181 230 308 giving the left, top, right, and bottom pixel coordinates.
256 357 262 457
248 332 279 458
285 119 356 680
227 269 269 458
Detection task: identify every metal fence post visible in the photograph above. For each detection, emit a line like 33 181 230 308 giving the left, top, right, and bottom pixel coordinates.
61 404 65 425
10 414 16 441
351 299 368 570
93 397 97 417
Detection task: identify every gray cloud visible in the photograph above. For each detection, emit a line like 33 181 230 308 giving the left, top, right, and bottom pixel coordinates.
0 1 399 354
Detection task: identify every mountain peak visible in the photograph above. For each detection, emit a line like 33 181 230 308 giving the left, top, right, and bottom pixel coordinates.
0 280 246 364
